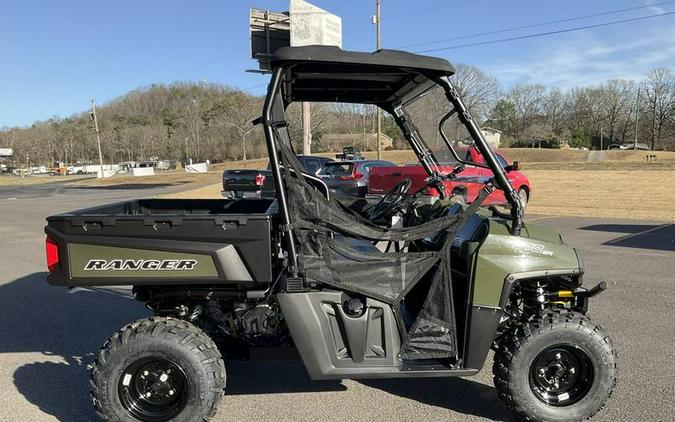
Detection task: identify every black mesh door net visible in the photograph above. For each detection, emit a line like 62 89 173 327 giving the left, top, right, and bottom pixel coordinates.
273 123 487 360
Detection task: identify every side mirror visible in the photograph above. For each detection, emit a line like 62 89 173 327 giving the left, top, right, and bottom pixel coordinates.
505 161 520 172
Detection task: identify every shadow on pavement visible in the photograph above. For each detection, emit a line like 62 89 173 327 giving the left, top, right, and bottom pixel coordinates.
72 182 181 190
603 224 675 252
580 223 675 252
0 272 147 421
1 273 341 421
225 360 345 395
361 378 510 421
3 273 509 421
579 224 661 234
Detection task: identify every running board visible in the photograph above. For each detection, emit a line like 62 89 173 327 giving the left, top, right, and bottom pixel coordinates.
311 367 479 380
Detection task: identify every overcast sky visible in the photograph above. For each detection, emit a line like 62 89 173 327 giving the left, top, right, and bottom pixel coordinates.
1 0 674 127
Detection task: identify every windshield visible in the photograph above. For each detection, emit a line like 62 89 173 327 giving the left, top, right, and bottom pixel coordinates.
400 83 473 169
318 162 354 176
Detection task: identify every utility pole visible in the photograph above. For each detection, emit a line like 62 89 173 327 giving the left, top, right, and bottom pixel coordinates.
634 86 640 150
242 125 256 161
302 102 311 155
90 100 105 178
375 0 382 159
600 126 603 151
362 111 367 149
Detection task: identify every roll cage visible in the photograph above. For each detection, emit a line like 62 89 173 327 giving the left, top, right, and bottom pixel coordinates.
261 46 524 273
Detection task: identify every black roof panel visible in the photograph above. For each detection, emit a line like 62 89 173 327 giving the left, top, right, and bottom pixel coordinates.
271 45 455 76
270 46 454 108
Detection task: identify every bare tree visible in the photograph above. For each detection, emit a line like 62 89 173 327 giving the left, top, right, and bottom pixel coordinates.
543 88 566 135
452 63 500 118
508 84 547 140
644 68 675 150
597 80 636 145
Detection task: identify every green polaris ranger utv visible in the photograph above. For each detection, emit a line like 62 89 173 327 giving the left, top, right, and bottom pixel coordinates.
45 46 616 422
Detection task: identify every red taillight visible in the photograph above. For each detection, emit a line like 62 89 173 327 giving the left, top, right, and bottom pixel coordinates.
46 237 60 272
338 173 364 181
255 174 266 186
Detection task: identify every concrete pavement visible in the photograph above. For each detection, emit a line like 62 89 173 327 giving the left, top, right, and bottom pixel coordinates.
0 183 673 421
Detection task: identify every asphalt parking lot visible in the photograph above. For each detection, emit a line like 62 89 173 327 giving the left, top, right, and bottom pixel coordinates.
0 182 673 421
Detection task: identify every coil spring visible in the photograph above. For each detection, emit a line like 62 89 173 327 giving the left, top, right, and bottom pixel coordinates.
521 280 548 315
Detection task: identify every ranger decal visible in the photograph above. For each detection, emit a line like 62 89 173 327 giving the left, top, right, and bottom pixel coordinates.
84 259 198 271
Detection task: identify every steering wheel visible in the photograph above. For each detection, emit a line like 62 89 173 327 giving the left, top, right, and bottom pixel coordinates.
369 178 413 222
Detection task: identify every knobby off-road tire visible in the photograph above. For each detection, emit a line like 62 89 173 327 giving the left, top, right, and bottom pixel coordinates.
91 317 226 422
493 311 617 422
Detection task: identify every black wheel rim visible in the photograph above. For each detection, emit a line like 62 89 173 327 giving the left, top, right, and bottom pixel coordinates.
118 357 189 421
528 345 594 406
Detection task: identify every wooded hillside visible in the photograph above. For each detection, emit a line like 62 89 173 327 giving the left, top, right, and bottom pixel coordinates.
1 65 673 167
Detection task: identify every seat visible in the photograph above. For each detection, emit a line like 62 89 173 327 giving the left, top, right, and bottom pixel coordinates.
338 235 381 254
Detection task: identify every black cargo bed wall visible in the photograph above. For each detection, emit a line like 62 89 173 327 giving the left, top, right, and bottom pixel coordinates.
45 199 279 285
54 198 276 216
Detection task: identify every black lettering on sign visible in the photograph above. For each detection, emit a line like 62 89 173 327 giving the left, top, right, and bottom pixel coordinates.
84 260 106 270
84 259 199 271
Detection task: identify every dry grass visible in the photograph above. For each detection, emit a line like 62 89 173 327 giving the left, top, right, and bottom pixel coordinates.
70 159 269 189
499 148 675 163
12 148 666 222
17 148 668 190
526 170 675 221
345 148 675 166
0 175 79 187
73 171 218 187
208 158 269 172
522 161 675 171
163 183 223 199
163 167 675 222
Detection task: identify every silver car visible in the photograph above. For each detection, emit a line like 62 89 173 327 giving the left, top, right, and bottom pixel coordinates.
318 160 395 197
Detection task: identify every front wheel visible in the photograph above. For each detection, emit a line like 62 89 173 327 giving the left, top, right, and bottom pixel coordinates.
91 317 226 422
493 311 616 422
518 187 529 209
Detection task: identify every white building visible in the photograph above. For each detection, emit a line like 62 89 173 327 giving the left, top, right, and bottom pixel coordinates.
480 128 502 148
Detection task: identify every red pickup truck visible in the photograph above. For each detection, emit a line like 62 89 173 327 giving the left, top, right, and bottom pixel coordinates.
368 147 531 206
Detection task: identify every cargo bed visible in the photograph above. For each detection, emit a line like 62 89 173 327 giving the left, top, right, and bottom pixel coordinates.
45 198 279 287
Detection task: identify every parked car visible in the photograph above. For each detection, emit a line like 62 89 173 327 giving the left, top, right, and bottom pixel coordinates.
317 159 395 197
335 146 365 160
222 155 333 198
368 146 530 207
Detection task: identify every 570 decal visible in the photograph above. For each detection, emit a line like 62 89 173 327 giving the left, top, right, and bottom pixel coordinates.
84 259 198 271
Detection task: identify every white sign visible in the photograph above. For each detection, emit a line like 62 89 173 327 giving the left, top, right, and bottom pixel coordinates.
0 148 13 157
97 169 118 178
290 0 342 48
185 163 208 174
132 167 155 177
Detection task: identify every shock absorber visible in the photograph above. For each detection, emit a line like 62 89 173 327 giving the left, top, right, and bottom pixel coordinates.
521 280 548 316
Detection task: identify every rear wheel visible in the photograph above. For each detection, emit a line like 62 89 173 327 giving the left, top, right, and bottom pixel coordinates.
91 317 225 422
493 311 616 422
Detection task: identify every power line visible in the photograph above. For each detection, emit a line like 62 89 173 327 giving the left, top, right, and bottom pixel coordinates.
169 56 228 80
385 2 464 22
399 1 675 49
415 11 675 53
